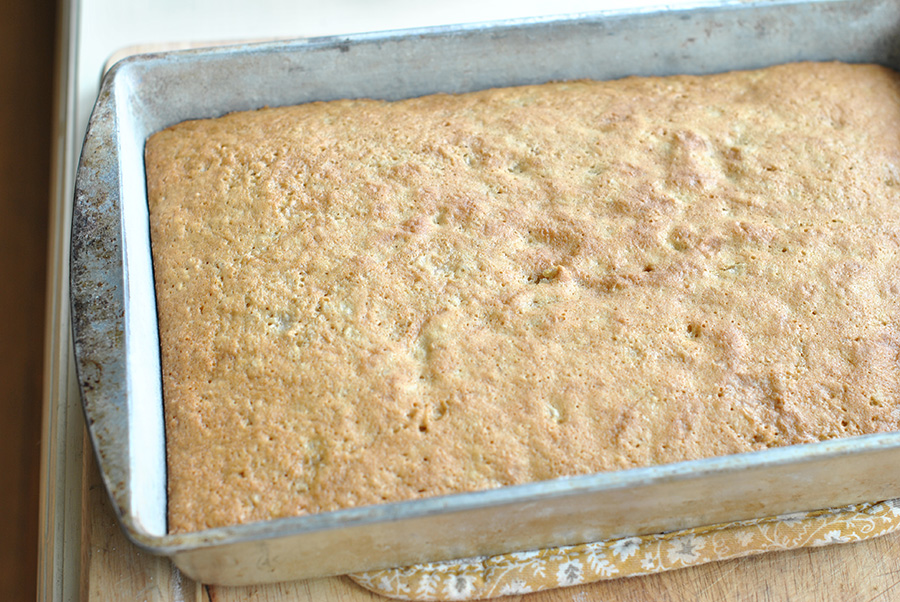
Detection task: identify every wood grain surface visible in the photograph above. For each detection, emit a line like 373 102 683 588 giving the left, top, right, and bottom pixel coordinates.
81 440 900 602
0 0 57 600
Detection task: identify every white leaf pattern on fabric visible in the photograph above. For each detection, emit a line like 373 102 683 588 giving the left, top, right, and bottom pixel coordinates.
736 529 755 547
557 560 583 586
610 537 641 560
640 551 659 572
813 530 850 546
498 579 532 595
666 534 705 565
443 574 475 600
416 572 437 598
588 556 618 577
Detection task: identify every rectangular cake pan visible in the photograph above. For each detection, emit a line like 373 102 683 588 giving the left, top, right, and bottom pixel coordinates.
71 0 900 586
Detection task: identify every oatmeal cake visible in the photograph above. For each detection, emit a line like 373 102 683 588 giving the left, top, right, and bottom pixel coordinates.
146 62 900 532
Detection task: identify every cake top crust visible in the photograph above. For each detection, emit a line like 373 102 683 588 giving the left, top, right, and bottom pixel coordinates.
147 62 900 532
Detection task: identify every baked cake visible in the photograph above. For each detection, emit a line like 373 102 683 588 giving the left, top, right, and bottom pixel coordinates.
146 62 900 533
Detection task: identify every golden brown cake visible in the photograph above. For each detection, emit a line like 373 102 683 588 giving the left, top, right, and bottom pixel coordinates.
146 62 900 533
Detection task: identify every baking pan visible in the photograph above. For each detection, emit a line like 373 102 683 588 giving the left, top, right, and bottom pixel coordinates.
71 0 900 586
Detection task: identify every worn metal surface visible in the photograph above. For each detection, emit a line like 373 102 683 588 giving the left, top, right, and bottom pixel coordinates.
71 0 900 586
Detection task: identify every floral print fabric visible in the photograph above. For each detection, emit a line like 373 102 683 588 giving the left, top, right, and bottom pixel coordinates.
349 499 900 600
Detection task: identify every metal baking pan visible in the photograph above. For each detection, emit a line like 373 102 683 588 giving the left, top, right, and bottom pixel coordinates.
71 0 900 586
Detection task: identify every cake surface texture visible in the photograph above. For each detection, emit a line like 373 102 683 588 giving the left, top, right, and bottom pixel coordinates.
146 62 900 533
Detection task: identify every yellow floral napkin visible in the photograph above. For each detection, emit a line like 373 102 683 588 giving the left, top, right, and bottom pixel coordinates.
350 499 900 600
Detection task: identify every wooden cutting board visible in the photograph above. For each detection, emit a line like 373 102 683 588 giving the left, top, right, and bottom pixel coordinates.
80 433 900 602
